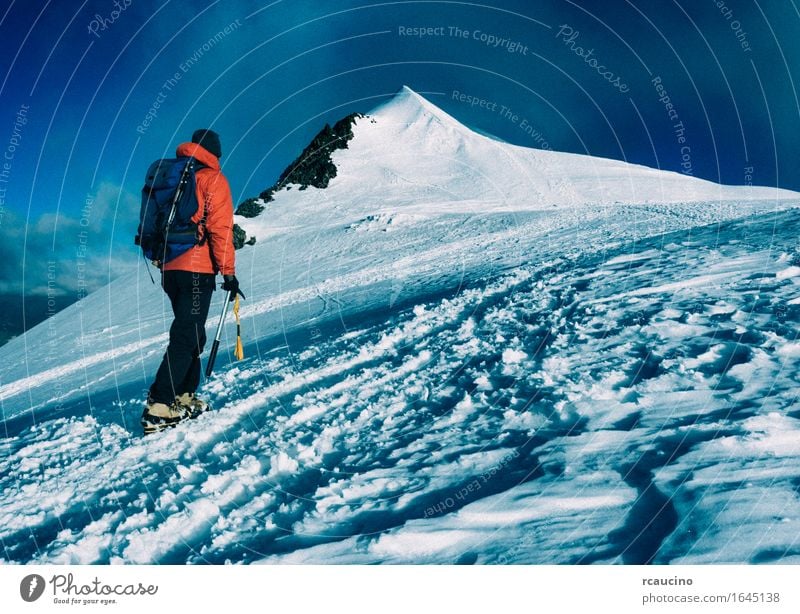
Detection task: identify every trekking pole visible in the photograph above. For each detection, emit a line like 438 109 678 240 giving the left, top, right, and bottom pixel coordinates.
205 290 232 377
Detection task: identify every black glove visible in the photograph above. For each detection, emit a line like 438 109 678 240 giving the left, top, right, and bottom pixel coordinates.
222 274 245 301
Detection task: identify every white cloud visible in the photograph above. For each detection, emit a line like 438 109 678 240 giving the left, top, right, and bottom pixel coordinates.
0 182 139 297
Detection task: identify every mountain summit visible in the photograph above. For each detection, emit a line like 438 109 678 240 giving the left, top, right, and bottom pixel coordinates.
234 86 794 246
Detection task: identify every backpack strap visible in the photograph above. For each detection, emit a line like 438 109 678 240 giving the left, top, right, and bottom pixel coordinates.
194 161 209 247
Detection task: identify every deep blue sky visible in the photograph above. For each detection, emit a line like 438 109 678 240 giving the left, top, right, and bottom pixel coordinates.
0 0 798 299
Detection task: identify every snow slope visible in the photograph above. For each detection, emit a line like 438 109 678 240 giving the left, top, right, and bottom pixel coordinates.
1 87 798 564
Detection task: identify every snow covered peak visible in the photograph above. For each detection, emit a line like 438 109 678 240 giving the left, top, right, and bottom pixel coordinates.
347 90 797 214
389 84 428 107
236 86 797 242
247 87 796 230
370 85 466 130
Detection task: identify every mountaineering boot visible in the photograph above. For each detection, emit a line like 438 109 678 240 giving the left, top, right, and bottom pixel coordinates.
141 397 189 435
175 392 211 419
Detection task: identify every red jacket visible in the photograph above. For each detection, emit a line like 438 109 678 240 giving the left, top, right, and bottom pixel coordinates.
163 142 236 276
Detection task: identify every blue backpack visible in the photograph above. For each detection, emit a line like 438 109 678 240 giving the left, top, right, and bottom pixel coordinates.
135 156 206 266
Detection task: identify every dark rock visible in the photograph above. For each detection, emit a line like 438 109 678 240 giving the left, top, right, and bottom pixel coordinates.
234 112 364 221
276 113 363 190
258 188 275 202
232 224 247 250
235 197 265 218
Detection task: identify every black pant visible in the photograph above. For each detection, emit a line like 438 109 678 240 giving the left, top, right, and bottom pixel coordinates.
149 270 215 404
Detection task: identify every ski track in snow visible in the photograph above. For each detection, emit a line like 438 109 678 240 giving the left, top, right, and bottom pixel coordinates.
2 207 800 564
2 88 800 564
